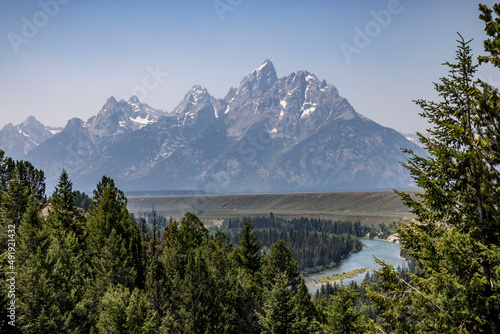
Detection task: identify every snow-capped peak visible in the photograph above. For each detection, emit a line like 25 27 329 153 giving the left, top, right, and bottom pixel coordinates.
188 85 209 103
237 59 278 96
252 59 273 73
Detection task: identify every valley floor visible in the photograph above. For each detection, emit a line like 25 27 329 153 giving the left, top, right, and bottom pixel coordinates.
127 190 416 227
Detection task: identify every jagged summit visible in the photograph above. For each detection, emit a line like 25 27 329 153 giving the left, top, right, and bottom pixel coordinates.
251 59 275 74
187 85 210 102
0 116 62 159
102 96 119 109
237 59 278 97
65 117 85 129
128 95 141 104
21 115 40 125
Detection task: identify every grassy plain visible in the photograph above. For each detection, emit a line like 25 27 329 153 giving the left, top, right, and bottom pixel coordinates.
126 190 416 227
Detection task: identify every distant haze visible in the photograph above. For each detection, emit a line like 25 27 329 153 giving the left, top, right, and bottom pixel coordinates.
0 0 498 134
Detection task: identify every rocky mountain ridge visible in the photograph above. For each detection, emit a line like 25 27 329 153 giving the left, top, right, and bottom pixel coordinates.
2 60 424 193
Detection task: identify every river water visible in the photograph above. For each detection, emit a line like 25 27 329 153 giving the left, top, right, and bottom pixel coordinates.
305 238 405 293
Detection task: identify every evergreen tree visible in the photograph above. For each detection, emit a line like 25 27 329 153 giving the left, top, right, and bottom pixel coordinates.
233 221 262 275
0 150 15 192
74 190 91 212
145 252 170 325
48 170 84 236
13 160 45 202
96 285 152 333
81 176 143 330
368 35 500 333
17 217 85 332
86 176 139 290
479 3 500 66
324 284 371 334
291 277 321 333
160 213 243 333
0 178 30 229
257 273 296 334
0 152 45 202
262 240 300 292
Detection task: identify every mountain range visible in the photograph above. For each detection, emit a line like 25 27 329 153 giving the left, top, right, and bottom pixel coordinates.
1 60 424 193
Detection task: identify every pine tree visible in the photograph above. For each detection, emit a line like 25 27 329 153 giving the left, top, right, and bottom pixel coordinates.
17 210 85 332
261 239 300 292
80 176 143 331
479 3 500 66
86 176 139 290
0 150 15 192
291 277 321 333
0 152 45 204
48 170 84 236
145 252 170 325
96 284 152 333
0 178 30 229
233 221 262 276
13 160 45 202
324 284 371 334
257 273 296 334
368 35 500 333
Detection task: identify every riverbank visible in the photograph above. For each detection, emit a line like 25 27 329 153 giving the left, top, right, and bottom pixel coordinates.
309 268 367 286
303 237 394 278
363 234 399 244
305 238 404 292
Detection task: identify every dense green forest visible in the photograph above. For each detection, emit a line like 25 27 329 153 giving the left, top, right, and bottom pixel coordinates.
223 216 370 237
0 152 376 332
221 217 366 274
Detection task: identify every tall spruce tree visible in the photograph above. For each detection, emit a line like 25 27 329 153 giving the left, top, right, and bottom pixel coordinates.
291 277 322 333
86 176 140 289
17 198 85 333
231 220 264 332
48 170 84 236
368 35 500 333
0 178 30 229
479 3 500 66
262 239 300 293
257 273 296 334
233 221 263 276
325 284 372 334
82 176 143 331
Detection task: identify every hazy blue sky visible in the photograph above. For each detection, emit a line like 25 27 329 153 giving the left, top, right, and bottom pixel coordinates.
1 0 498 133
